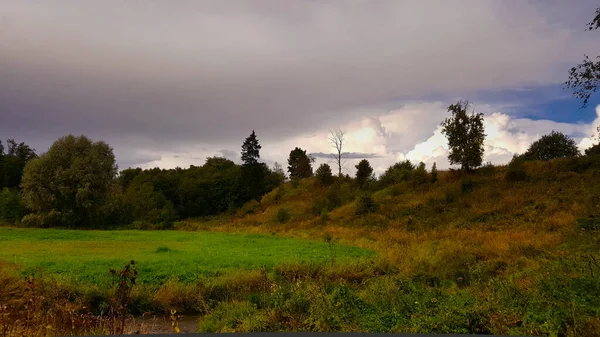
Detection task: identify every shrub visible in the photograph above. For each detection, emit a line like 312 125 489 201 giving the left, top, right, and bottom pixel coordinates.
21 211 60 228
275 208 291 223
315 164 334 186
577 216 600 231
444 190 457 204
585 143 600 156
311 197 330 215
0 188 26 223
355 194 377 215
412 162 429 185
522 130 580 161
460 179 475 194
238 200 261 216
291 177 300 188
389 184 402 196
477 162 495 176
320 208 329 222
379 160 414 187
505 155 529 182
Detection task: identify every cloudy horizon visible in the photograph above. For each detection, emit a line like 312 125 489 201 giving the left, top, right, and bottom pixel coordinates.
2 1 600 175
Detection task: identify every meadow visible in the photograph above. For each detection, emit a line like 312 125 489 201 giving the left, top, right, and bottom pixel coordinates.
2 158 600 336
0 228 375 285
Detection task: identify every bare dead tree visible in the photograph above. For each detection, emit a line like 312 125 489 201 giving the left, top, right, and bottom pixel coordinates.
328 128 346 176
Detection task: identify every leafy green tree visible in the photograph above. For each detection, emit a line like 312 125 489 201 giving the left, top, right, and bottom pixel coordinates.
441 100 486 171
315 163 334 185
379 160 415 187
287 147 314 179
0 139 37 189
355 159 374 188
21 135 118 228
241 130 261 166
118 167 143 189
522 131 580 161
565 7 600 108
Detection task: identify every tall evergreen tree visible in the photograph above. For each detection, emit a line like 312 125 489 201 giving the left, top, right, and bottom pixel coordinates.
355 159 374 188
241 130 261 166
287 147 314 179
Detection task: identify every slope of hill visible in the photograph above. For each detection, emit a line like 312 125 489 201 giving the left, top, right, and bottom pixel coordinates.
172 157 600 335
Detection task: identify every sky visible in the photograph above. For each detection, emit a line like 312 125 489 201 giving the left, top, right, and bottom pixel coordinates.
1 0 600 176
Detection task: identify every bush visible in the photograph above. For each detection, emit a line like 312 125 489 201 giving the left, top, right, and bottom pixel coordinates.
275 208 291 223
379 160 415 187
237 200 261 216
315 164 334 186
389 184 402 196
320 208 329 222
312 197 329 216
505 155 528 182
355 194 377 215
577 216 600 231
291 177 300 189
460 179 475 194
412 162 429 185
585 143 600 156
0 188 26 223
21 211 60 228
522 130 580 161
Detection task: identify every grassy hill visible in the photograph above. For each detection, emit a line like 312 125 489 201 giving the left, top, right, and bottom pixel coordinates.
174 157 600 335
2 157 600 335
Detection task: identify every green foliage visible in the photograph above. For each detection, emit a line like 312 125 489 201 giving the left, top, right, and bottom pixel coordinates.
21 135 118 228
505 155 529 182
412 162 429 185
0 188 26 223
315 163 334 186
320 208 329 222
123 180 177 229
0 139 37 190
238 200 261 216
355 194 377 216
585 143 600 156
198 301 258 333
379 160 415 187
577 215 600 231
276 208 291 223
287 147 314 179
430 162 438 183
460 179 475 194
522 131 580 161
241 130 262 166
441 100 486 171
355 159 374 189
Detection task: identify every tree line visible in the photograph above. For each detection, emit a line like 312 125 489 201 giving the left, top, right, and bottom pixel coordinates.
0 99 595 228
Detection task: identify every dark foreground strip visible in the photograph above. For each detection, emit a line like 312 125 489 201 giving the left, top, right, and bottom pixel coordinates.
73 333 525 337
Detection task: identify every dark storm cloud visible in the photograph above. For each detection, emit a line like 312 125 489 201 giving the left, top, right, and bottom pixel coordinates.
0 0 599 167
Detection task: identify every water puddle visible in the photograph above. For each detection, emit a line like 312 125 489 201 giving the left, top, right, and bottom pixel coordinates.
125 314 202 334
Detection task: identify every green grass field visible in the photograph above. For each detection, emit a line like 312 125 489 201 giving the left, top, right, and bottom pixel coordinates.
0 228 375 285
